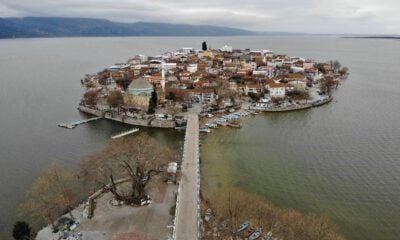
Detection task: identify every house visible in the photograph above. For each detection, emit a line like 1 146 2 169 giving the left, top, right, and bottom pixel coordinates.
181 47 193 54
304 68 319 77
245 84 261 95
268 83 288 97
263 50 274 58
163 62 177 70
221 45 233 52
187 64 198 73
303 60 314 69
286 73 308 90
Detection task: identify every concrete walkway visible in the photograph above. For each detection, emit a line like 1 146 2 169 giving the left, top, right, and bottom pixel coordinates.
174 114 200 240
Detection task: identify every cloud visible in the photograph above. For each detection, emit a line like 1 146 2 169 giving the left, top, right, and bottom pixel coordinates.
0 0 399 34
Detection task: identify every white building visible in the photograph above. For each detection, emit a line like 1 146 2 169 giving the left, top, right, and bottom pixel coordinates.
221 45 233 52
268 83 290 98
163 62 177 70
187 64 198 73
181 47 193 54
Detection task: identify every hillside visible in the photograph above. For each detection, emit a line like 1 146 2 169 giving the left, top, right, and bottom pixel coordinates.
0 17 259 38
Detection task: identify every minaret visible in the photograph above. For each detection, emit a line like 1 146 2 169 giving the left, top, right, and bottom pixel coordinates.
161 62 166 92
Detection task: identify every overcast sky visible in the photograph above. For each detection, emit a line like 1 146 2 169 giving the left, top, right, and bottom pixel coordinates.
0 0 399 34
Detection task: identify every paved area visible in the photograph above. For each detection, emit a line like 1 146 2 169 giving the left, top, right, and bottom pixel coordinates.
174 114 200 240
36 179 177 240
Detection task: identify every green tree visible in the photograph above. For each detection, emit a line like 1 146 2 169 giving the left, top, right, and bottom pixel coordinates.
12 221 31 240
147 91 158 114
202 41 208 51
167 92 177 101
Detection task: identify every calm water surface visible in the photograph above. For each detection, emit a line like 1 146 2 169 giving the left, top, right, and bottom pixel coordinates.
0 36 399 239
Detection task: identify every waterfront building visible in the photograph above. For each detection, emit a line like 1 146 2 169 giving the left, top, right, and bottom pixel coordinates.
268 82 291 98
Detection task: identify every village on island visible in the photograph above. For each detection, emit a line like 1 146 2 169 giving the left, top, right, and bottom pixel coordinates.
68 42 348 133
34 43 349 240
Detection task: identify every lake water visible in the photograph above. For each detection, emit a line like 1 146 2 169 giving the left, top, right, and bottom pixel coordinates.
0 36 399 239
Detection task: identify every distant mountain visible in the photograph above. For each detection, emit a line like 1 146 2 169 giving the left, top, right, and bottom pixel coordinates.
0 17 263 38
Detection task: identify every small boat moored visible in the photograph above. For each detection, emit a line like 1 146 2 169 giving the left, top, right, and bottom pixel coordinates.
237 222 250 233
199 127 211 133
262 231 272 240
248 228 261 240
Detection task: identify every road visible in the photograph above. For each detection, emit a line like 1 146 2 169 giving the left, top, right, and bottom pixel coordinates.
174 114 200 240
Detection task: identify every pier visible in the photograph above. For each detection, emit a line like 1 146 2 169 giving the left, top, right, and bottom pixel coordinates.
111 128 139 139
58 116 102 129
174 114 200 240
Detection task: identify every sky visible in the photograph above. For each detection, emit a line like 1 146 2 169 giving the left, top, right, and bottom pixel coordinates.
0 0 399 34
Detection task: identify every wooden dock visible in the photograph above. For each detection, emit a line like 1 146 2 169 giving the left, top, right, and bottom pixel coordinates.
111 128 139 139
58 117 102 129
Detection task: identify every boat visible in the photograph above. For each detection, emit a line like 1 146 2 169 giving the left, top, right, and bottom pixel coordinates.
262 231 272 240
227 119 242 128
174 126 186 131
248 229 261 240
204 208 212 222
205 122 218 128
228 123 242 128
217 122 227 127
199 127 211 133
312 96 333 107
237 222 249 232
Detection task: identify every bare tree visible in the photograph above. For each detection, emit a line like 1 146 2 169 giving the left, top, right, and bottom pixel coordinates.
18 162 79 230
83 90 99 106
80 134 176 204
96 69 110 85
330 60 342 74
319 76 335 96
107 90 124 109
85 81 96 89
204 187 346 240
339 67 349 77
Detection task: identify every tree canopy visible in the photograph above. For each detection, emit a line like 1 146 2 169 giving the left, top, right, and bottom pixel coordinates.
18 162 79 230
147 91 158 114
107 90 124 108
204 187 345 240
12 221 31 240
83 90 99 106
80 134 176 204
202 41 208 51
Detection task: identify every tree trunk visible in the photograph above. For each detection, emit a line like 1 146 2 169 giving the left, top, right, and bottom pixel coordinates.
47 212 56 230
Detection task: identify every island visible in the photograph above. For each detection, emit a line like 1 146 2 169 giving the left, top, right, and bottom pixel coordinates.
77 43 349 132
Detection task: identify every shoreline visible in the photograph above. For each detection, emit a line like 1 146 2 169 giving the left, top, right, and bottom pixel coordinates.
77 105 175 128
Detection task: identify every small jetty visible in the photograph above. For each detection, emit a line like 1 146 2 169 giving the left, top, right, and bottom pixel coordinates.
111 128 139 139
58 117 102 129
